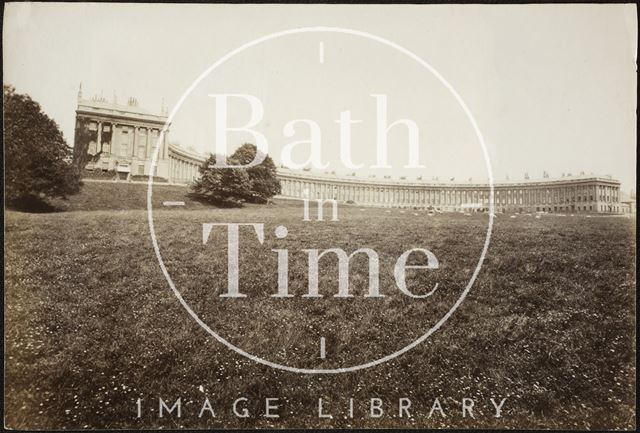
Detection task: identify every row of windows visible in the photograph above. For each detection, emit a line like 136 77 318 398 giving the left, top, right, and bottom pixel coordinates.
283 180 622 208
84 121 158 136
87 141 150 158
536 206 593 212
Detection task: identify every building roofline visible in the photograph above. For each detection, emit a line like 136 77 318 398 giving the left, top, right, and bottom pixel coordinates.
76 99 168 125
275 168 620 188
168 143 208 162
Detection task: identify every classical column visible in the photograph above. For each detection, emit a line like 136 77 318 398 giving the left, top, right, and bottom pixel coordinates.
112 124 119 159
144 127 153 159
164 130 168 160
97 121 103 152
131 126 137 157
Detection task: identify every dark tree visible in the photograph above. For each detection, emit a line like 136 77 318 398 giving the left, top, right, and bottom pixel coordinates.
4 85 81 207
231 143 281 203
73 118 113 172
190 154 252 207
72 118 97 172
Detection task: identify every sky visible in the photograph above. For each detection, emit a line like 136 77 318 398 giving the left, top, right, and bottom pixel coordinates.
3 3 637 191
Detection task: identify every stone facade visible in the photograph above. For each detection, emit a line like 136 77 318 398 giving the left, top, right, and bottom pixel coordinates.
73 87 204 183
73 87 622 213
278 169 622 214
167 143 206 184
74 90 171 180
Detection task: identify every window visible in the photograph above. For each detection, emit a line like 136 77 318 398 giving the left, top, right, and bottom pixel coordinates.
89 122 98 131
103 125 111 132
102 161 109 170
138 145 146 159
138 165 144 175
88 141 97 154
102 143 110 154
119 128 129 156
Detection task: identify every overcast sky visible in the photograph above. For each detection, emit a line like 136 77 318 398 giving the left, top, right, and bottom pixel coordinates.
3 3 637 191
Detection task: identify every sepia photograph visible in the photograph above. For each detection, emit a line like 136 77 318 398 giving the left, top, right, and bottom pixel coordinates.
3 2 637 430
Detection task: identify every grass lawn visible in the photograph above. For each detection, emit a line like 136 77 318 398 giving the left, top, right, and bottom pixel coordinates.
4 182 636 429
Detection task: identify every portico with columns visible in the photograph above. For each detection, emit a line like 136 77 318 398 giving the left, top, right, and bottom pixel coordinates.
74 91 170 180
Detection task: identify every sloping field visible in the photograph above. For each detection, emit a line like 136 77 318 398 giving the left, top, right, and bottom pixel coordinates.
4 182 636 429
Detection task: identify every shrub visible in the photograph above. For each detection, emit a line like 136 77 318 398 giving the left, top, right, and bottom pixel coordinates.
190 154 252 207
190 145 281 207
130 175 168 183
82 169 117 180
230 143 281 203
4 85 81 208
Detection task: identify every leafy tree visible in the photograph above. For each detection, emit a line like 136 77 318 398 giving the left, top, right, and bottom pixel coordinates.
4 85 81 207
231 143 281 203
190 154 252 207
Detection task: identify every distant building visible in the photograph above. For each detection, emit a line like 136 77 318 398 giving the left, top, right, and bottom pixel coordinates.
73 86 204 183
277 169 623 214
621 200 635 214
72 86 623 213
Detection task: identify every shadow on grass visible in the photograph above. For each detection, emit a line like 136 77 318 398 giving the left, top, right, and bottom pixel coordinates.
6 195 65 213
185 191 246 208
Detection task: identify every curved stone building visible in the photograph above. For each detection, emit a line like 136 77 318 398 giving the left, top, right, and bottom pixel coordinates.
277 169 621 214
74 88 621 214
167 143 206 185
